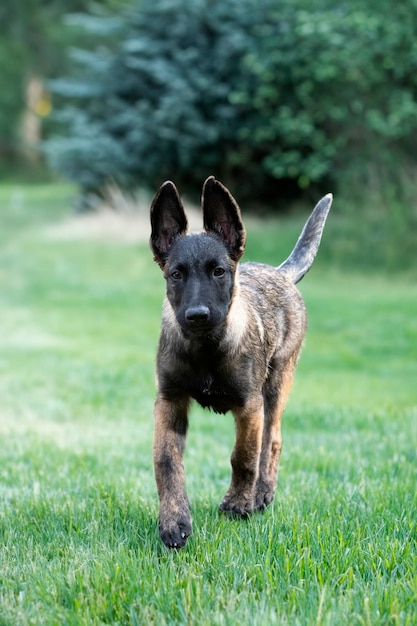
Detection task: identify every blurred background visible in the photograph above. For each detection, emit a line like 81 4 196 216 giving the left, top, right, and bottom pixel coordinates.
1 0 417 272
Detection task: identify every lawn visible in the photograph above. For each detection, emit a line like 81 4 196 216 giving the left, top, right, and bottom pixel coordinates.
0 184 416 625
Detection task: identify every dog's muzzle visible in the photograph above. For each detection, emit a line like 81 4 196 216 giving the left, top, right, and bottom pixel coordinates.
184 306 211 331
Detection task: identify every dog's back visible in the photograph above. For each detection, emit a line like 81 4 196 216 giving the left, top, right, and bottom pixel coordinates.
239 261 307 356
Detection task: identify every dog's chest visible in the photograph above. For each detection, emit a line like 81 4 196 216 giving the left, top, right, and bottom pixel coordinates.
165 350 249 414
189 369 244 414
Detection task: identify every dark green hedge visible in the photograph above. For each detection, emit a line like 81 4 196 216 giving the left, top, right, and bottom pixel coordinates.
45 0 417 205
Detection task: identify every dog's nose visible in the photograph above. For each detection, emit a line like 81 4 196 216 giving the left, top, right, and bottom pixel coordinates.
185 306 210 325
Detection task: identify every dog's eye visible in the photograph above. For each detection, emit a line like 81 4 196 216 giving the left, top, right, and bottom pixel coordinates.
170 270 183 281
213 267 225 277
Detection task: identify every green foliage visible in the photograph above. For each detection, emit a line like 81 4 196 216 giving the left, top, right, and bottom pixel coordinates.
0 0 129 163
235 0 417 191
0 183 416 624
46 0 259 203
45 0 417 206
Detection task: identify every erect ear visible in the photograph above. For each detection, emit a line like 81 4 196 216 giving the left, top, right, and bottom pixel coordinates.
201 176 246 261
150 181 188 268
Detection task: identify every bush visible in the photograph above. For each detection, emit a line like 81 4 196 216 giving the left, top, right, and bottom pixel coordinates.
236 0 417 194
45 0 259 206
45 0 417 207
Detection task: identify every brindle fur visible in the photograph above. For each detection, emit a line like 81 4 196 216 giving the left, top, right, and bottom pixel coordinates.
150 176 332 548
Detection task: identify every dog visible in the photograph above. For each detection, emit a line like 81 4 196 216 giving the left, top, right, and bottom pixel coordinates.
150 176 332 548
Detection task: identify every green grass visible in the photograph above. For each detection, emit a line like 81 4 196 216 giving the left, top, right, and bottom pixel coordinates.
0 184 416 625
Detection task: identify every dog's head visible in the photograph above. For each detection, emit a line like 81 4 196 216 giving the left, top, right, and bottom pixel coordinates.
150 176 246 339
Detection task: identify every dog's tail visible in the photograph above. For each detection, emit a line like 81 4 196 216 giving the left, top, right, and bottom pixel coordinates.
278 193 333 284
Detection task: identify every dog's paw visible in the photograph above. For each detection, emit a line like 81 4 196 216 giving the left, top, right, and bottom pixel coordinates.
219 493 254 518
159 514 192 549
254 480 275 511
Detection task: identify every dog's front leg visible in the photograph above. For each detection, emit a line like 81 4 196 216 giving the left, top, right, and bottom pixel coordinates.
220 395 264 517
153 395 192 548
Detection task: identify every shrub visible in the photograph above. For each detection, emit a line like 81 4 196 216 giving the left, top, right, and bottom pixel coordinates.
45 0 259 206
235 0 417 194
45 0 417 207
